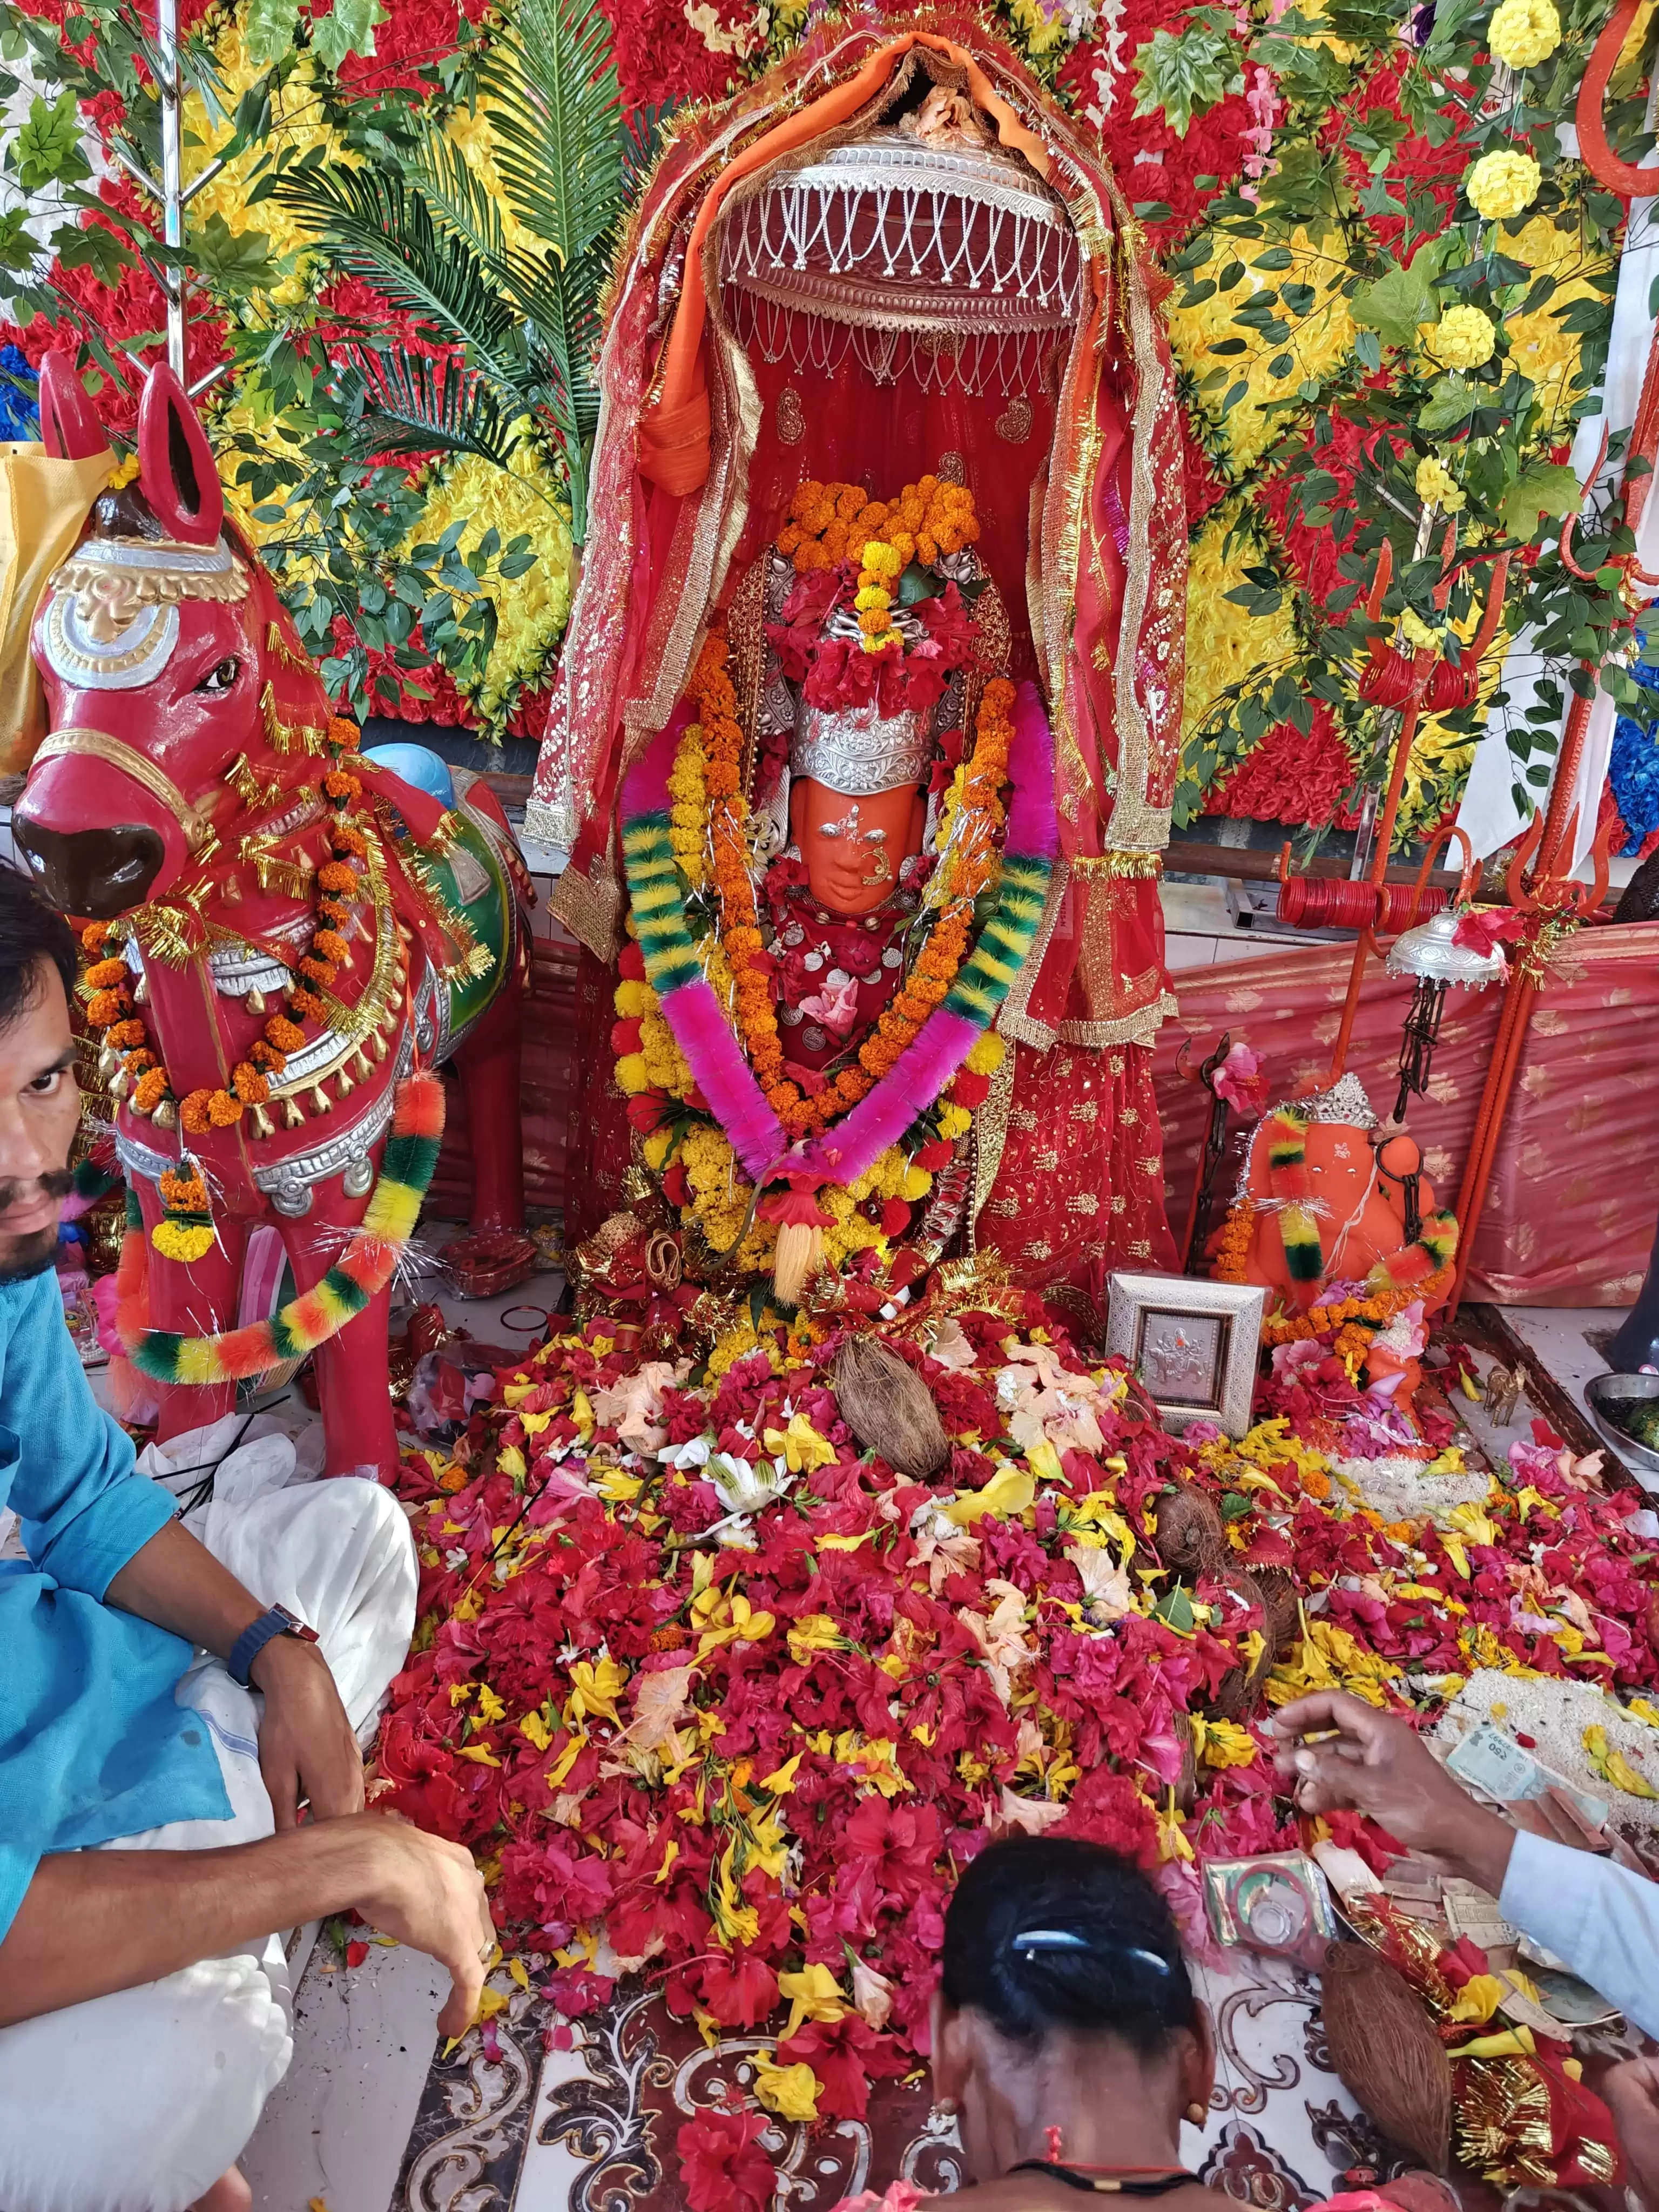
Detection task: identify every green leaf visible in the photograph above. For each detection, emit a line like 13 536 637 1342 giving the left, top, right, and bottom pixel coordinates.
310 0 387 75
1416 376 1479 436
1131 16 1242 139
245 0 300 66
1502 460 1583 542
1348 257 1435 350
1152 1582 1197 1634
190 210 281 290
15 89 86 193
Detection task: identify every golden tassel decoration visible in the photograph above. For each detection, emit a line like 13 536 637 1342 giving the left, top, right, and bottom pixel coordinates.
258 682 329 757
266 621 312 674
771 1220 824 1308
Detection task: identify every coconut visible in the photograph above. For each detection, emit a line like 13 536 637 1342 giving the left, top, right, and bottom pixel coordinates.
833 1335 950 1481
1319 1943 1451 2173
1152 1481 1227 1575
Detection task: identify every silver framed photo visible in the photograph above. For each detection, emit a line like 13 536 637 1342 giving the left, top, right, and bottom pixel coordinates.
1104 1271 1265 1437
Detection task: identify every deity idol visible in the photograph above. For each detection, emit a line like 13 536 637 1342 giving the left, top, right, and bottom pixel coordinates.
532 14 1188 1323
9 357 530 1474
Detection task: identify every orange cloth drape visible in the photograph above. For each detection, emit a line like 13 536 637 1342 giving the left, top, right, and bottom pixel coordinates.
637 32 1053 496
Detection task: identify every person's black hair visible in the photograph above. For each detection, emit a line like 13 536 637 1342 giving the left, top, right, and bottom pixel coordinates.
940 1835 1197 2056
0 864 77 1031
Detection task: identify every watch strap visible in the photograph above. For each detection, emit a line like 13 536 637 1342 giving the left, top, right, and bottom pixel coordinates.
228 1603 314 1688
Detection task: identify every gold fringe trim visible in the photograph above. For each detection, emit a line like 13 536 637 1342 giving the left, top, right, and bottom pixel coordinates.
400 841 490 979
266 621 312 673
238 833 315 900
259 682 329 757
1072 850 1165 881
224 752 285 814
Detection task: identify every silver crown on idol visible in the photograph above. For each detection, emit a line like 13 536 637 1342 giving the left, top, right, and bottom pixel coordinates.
790 695 930 798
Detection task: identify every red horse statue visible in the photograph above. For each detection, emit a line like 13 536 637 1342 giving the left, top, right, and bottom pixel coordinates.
18 355 530 1475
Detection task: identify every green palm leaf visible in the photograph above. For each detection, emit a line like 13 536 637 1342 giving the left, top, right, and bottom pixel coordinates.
337 349 523 471
274 160 525 399
476 0 625 267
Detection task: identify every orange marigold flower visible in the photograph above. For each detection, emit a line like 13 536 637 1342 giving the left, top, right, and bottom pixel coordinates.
248 1040 286 1072
317 862 358 893
328 824 368 859
179 1089 215 1135
288 987 327 1022
316 896 351 927
123 1048 159 1075
105 1019 147 1050
133 1068 170 1114
85 957 129 990
232 1062 270 1105
207 1090 243 1128
266 1014 307 1051
86 989 129 1027
321 771 362 805
298 955 336 987
312 929 349 966
82 923 112 956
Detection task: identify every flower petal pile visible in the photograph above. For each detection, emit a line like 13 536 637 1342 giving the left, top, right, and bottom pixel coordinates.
380 1310 1659 2162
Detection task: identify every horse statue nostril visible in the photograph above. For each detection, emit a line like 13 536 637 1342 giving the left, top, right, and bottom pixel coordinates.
12 821 166 921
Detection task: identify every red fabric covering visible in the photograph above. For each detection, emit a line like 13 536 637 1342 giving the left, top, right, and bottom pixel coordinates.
1155 924 1659 1306
428 930 578 1219
978 1040 1178 1300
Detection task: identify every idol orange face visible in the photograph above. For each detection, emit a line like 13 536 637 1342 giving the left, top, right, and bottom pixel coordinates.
790 778 926 918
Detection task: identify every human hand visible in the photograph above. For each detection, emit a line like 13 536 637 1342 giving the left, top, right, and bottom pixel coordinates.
1604 2056 1659 2205
1269 1690 1515 1894
353 1814 495 2041
251 1634 365 1826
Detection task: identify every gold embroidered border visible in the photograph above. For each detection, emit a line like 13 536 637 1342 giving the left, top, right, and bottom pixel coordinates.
1097 171 1172 852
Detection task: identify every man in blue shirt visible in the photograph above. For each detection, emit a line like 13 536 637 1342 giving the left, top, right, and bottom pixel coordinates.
0 871 493 2212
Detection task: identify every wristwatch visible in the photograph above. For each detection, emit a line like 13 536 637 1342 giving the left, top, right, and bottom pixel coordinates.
228 1602 320 1687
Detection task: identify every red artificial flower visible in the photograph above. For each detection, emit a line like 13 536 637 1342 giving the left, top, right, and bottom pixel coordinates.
777 2011 908 2121
676 2107 777 2212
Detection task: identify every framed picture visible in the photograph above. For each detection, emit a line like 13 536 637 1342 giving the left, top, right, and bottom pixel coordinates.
1104 1272 1266 1438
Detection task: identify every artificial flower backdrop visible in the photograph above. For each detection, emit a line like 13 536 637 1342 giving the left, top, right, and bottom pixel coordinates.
0 0 1646 831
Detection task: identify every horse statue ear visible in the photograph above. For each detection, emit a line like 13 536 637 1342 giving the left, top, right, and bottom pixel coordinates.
37 351 111 463
137 363 224 548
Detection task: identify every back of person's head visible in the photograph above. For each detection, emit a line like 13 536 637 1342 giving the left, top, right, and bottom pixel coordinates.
941 1834 1196 2057
0 865 75 1031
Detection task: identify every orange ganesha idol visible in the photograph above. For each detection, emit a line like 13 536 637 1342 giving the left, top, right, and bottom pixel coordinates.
1213 1075 1459 1410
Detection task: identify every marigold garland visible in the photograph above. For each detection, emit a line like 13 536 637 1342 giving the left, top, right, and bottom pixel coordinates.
778 475 979 581
80 763 371 1155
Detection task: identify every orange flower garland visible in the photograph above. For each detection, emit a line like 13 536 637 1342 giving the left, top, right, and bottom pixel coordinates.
1213 1197 1255 1283
82 770 370 1138
778 475 980 576
689 633 1016 1142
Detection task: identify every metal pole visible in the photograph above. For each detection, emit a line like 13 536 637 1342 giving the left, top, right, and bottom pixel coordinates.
157 0 185 377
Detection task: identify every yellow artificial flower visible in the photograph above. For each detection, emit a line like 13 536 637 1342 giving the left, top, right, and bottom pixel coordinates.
1425 306 1496 370
1488 0 1560 68
1465 147 1541 220
401 443 576 724
778 1963 847 2040
1180 505 1303 761
752 2054 822 2122
965 1032 1006 1076
1415 455 1466 512
1166 231 1355 467
1399 607 1445 655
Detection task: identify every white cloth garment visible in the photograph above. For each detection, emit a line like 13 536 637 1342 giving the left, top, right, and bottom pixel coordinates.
0 1475 417 2212
1500 1827 1659 2038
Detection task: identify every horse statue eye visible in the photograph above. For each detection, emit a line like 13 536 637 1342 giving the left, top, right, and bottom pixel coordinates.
198 656 240 694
